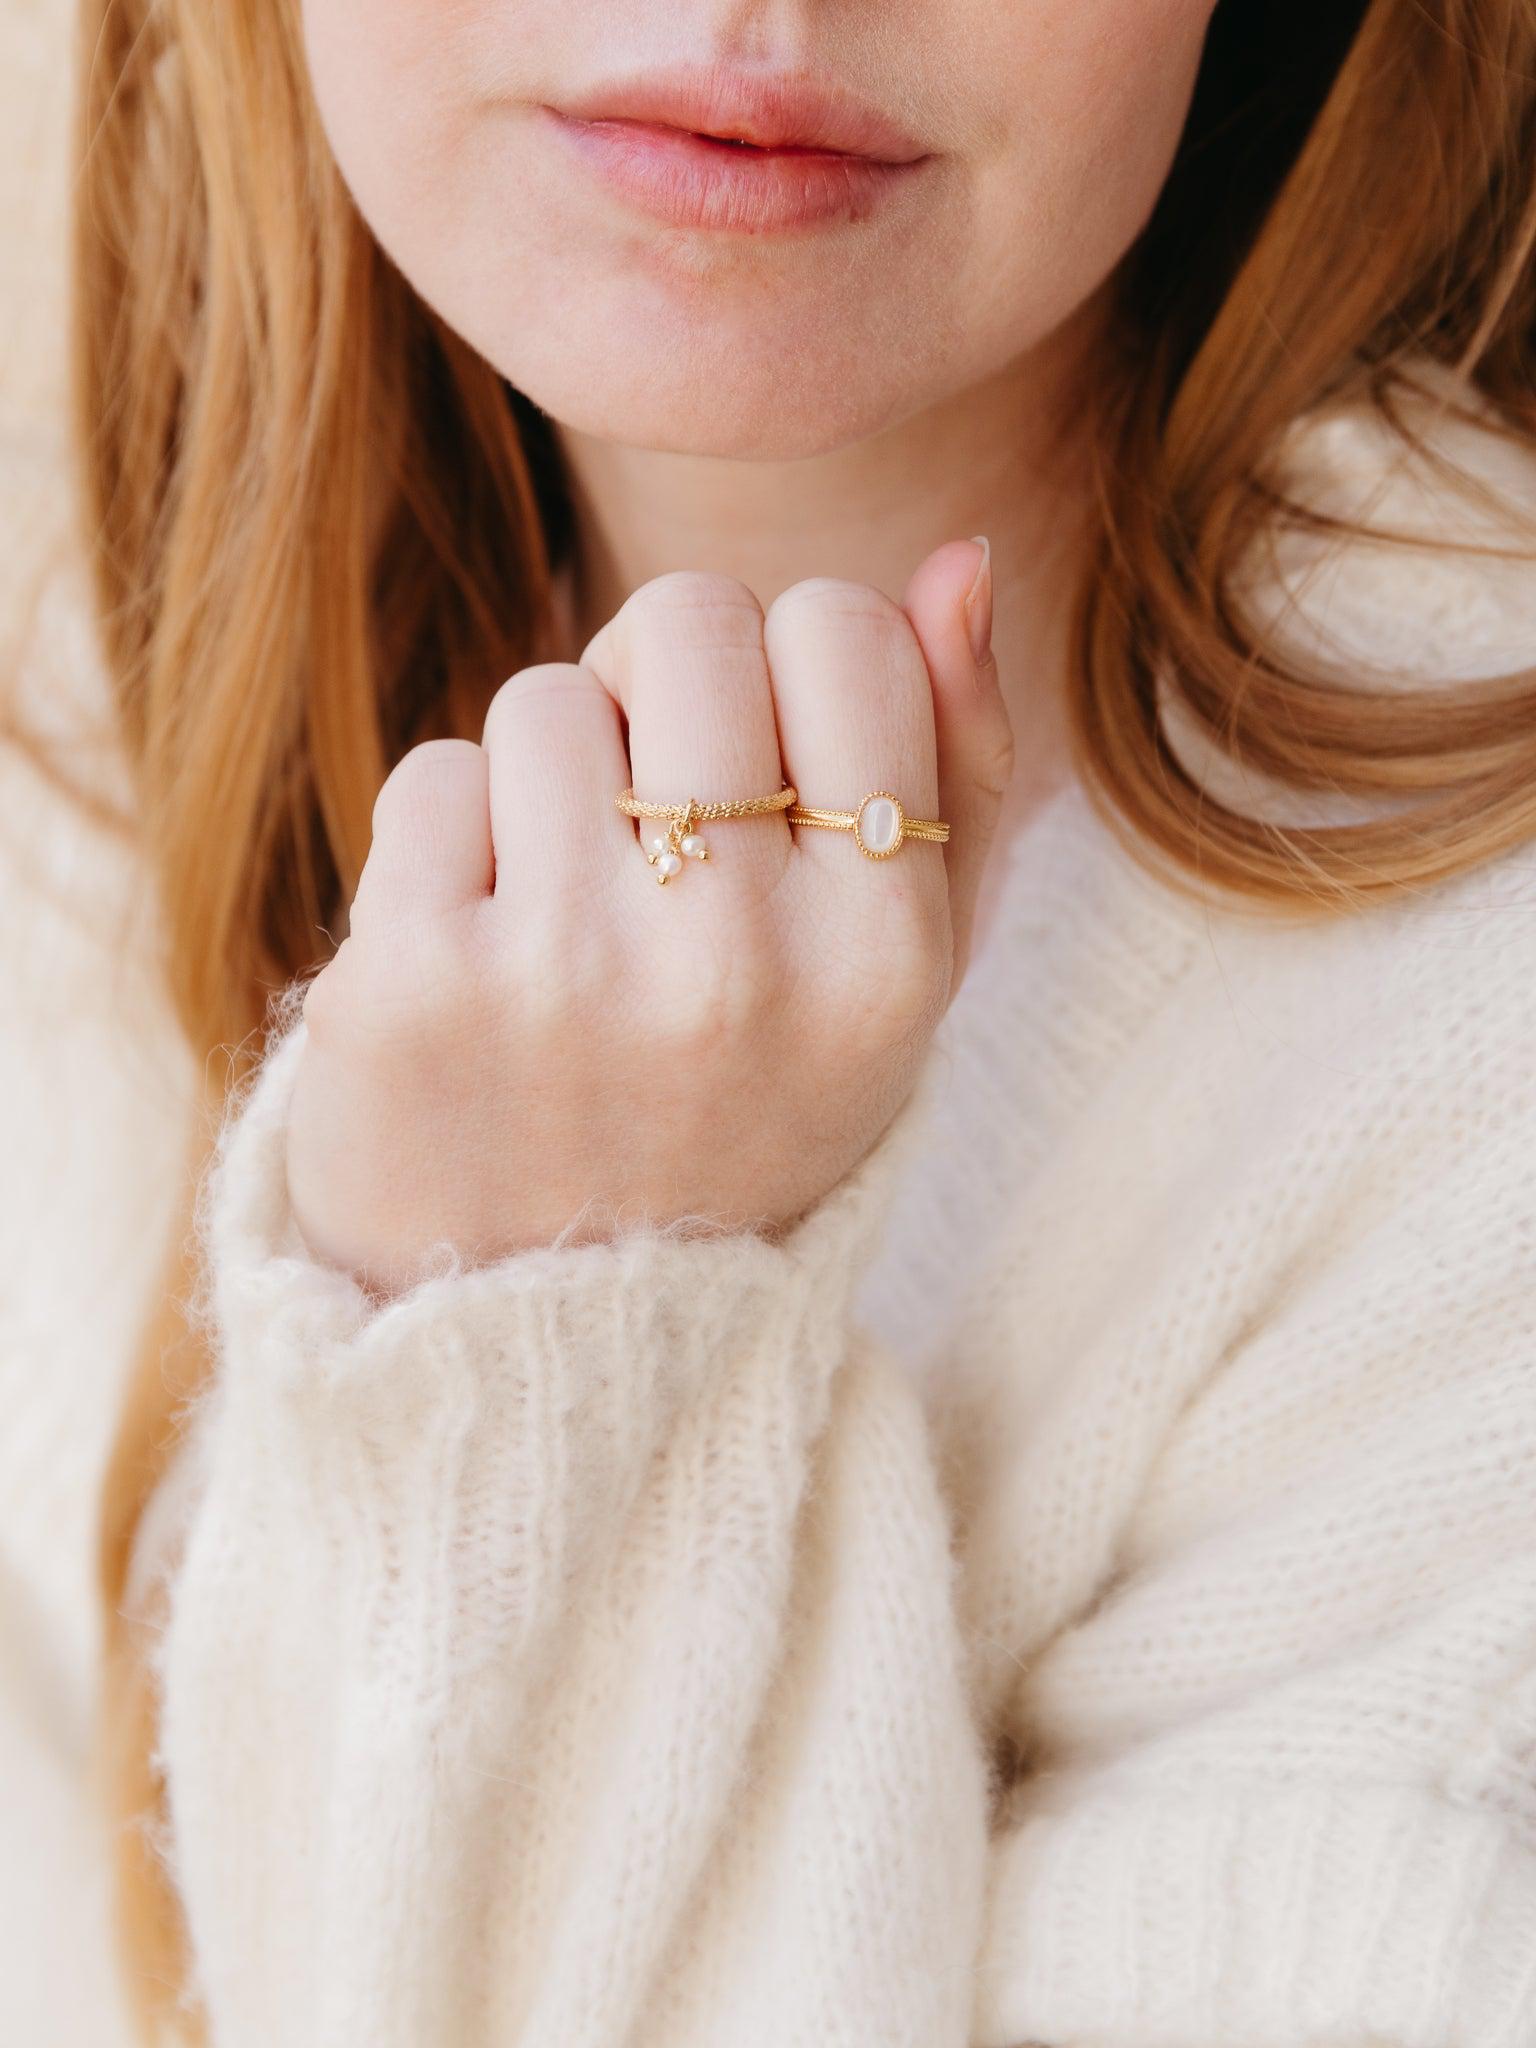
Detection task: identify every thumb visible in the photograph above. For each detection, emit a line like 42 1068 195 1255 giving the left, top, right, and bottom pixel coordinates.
901 535 1015 994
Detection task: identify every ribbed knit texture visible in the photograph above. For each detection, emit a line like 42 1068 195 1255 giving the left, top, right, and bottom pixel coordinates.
4 366 1536 2048
137 1005 994 2048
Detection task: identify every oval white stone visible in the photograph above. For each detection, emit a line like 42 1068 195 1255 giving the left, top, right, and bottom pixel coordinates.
856 795 902 854
680 834 705 857
656 851 683 877
650 834 670 855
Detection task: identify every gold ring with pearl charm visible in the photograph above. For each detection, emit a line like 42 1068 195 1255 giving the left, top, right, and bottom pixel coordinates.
784 791 949 859
614 783 799 884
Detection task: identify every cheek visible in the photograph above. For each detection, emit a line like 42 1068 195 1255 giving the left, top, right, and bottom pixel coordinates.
298 0 622 400
963 0 1217 329
298 0 495 269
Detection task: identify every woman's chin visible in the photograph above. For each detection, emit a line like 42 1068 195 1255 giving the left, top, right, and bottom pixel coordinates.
401 204 955 460
497 347 927 462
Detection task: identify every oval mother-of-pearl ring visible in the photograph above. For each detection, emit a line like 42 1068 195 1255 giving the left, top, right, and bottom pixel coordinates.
855 792 905 857
785 790 950 860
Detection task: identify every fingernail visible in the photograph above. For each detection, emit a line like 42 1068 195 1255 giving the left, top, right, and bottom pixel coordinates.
963 534 993 666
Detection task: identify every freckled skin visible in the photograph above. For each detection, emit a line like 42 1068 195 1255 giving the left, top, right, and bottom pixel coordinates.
300 0 1219 461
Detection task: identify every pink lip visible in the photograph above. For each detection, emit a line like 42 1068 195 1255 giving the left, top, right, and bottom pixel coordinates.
541 63 934 233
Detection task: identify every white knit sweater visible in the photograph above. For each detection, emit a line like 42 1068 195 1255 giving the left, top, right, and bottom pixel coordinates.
5 379 1536 2048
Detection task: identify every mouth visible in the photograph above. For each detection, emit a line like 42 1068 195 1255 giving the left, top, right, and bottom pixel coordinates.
541 61 934 233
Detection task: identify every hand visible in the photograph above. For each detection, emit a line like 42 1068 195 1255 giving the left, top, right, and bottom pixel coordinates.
287 541 1013 1293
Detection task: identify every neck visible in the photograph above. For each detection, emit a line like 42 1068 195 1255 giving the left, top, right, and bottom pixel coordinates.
548 295 1106 902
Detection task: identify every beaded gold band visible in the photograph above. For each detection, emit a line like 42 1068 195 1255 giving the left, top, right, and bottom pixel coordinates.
616 784 799 883
615 782 949 883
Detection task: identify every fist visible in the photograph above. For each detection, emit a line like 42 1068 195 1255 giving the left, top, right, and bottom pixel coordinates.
288 542 1012 1294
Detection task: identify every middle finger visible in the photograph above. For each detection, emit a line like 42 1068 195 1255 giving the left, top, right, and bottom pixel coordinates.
581 570 791 888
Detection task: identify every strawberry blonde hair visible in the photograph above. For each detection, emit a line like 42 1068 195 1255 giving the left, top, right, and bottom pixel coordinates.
43 0 1534 2037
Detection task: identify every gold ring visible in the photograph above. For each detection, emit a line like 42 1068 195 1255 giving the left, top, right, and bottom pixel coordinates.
615 783 798 884
785 791 949 860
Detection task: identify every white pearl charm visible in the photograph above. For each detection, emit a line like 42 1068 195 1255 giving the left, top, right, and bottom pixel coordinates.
655 851 683 881
680 834 707 858
649 834 670 855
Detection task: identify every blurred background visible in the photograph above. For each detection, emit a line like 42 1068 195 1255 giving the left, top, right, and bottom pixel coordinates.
2 8 181 2043
2 0 73 615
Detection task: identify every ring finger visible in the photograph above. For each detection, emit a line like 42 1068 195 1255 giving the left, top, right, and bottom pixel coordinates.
762 577 942 894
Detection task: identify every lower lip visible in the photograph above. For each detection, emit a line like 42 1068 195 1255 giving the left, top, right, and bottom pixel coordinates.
541 108 928 233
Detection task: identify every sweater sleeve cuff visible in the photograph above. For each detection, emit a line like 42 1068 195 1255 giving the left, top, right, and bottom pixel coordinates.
974 1781 1536 2048
195 1006 936 1429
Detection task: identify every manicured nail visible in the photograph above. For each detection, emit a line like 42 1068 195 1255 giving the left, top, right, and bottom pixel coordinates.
963 534 993 666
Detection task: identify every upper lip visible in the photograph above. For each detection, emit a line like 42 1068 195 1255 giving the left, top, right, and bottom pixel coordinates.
549 62 930 164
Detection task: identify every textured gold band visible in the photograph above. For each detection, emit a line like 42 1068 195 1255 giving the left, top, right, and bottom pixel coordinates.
615 783 798 825
786 805 949 841
615 784 799 884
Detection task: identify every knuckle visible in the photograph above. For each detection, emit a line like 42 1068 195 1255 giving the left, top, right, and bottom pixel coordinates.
482 663 601 751
774 884 946 1040
652 928 777 1052
850 892 950 1032
620 570 765 651
298 948 350 1045
372 737 483 838
486 893 614 1022
633 567 760 615
766 576 910 638
764 580 925 709
905 948 952 1038
308 919 481 1056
